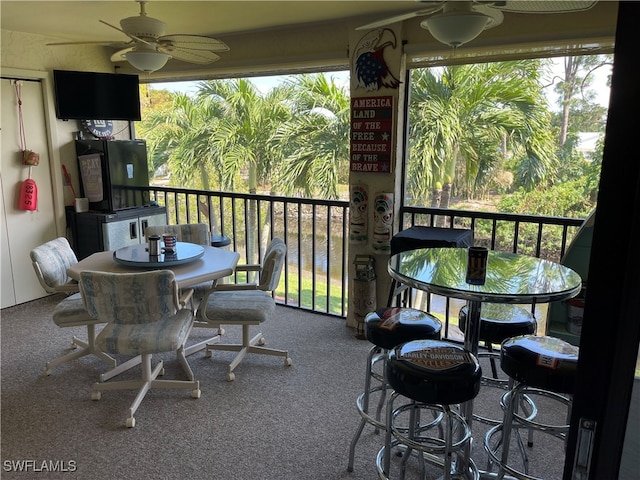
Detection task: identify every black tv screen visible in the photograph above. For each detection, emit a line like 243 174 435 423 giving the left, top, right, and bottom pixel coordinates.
53 70 141 121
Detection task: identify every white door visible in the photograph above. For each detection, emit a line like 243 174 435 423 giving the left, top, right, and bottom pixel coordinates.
1 78 57 307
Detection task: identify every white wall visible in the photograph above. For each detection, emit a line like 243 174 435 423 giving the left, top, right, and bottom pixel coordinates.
0 32 130 305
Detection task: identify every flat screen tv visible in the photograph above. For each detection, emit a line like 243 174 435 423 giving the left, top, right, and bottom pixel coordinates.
53 70 141 121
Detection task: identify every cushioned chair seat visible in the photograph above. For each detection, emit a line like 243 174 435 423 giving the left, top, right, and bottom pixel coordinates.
53 293 102 327
97 309 194 356
31 237 118 376
201 290 275 324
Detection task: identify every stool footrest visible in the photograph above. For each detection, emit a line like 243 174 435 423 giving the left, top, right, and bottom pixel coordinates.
355 388 389 432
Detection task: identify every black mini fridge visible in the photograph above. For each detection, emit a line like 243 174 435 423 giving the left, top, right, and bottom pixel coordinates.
75 139 150 213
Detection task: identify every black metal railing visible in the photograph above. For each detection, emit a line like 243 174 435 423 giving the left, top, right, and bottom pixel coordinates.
148 186 350 317
147 186 586 327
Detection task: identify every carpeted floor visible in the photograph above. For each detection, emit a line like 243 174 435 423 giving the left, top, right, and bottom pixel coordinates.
1 295 570 479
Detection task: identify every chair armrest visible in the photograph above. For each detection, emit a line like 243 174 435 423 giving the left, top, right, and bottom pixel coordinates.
179 288 195 309
213 283 259 291
234 264 261 272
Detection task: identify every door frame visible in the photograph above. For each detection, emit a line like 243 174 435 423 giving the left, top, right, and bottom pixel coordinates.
564 2 640 478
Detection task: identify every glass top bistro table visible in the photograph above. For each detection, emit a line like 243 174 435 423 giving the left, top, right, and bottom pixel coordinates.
388 247 582 476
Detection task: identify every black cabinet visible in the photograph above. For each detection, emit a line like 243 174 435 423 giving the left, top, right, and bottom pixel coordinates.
67 206 166 260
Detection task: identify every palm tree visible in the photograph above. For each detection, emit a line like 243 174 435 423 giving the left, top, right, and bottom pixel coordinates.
197 79 292 194
407 60 557 205
138 93 225 191
196 79 293 260
273 73 350 199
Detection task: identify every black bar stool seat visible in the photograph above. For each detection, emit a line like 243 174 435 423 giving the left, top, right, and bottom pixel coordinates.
386 339 481 405
459 304 538 430
366 307 443 349
459 304 536 346
501 335 578 394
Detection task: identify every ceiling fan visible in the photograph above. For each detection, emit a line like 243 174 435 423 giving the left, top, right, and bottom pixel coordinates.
356 1 598 47
47 0 229 73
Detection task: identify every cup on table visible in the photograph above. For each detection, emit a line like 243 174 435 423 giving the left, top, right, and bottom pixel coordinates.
162 234 177 252
148 235 161 256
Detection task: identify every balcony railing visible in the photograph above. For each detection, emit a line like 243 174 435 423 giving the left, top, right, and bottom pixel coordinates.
147 186 586 330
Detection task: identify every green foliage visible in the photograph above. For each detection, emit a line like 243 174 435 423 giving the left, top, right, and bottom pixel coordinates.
139 74 350 200
498 180 593 218
407 60 557 203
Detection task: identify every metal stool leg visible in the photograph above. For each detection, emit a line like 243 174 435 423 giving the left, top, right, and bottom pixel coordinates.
348 345 386 472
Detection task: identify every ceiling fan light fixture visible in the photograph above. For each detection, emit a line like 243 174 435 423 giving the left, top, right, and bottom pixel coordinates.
125 50 170 73
422 11 490 47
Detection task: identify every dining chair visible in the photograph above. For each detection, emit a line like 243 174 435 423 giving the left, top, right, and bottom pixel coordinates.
197 237 292 381
30 237 117 375
80 269 201 428
145 222 223 354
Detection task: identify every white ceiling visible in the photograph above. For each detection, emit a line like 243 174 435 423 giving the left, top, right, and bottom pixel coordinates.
1 1 423 43
1 1 617 80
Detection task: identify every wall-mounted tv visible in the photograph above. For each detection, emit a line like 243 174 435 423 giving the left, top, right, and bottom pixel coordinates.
53 70 141 121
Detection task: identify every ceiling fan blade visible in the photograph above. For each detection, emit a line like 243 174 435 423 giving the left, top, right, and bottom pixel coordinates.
110 47 135 63
99 19 156 48
158 35 229 52
494 0 598 13
356 5 444 30
46 40 131 47
156 45 220 65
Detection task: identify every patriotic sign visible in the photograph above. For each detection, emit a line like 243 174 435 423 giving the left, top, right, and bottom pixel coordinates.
350 96 394 173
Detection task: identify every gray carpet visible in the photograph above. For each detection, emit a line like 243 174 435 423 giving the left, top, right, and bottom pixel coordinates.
1 295 569 479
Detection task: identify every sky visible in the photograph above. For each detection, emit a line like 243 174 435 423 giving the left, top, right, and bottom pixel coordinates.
153 71 350 95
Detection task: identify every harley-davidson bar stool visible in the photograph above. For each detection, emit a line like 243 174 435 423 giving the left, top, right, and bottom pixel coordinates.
377 339 482 480
347 307 442 472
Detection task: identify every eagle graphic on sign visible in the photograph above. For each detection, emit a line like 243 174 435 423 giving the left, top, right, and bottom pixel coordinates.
353 28 401 91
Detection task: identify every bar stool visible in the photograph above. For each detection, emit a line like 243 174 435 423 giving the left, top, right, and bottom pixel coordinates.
459 304 537 425
377 339 482 480
485 335 579 480
347 307 442 472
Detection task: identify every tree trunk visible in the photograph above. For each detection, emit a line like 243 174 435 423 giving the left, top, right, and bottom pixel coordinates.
430 188 441 208
437 183 452 227
559 56 578 146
